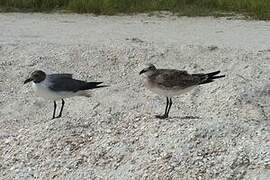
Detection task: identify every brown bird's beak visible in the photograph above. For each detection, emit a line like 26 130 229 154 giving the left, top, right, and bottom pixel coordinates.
24 78 33 84
139 69 146 75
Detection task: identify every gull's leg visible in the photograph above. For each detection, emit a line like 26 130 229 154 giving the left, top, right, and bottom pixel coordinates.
165 98 173 118
56 99 65 118
52 101 57 119
156 97 169 119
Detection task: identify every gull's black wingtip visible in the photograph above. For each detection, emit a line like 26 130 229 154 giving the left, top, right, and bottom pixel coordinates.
81 82 109 90
96 85 109 88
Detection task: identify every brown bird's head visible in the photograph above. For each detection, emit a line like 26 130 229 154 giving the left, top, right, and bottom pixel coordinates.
139 63 157 76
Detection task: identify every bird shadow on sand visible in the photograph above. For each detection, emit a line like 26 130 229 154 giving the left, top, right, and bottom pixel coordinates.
170 115 201 120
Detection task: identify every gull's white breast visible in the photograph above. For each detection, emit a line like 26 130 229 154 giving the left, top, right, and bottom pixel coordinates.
32 81 77 100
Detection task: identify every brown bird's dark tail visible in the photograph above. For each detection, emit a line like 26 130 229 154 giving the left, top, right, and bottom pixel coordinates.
194 71 225 85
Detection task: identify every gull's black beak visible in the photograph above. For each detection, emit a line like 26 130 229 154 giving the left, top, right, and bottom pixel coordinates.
139 69 146 75
24 78 33 84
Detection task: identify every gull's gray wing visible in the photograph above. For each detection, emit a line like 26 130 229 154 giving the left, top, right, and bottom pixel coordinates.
151 69 202 88
49 73 73 79
47 75 104 92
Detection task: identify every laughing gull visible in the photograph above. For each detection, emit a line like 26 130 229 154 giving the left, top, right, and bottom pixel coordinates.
24 70 107 119
139 64 225 119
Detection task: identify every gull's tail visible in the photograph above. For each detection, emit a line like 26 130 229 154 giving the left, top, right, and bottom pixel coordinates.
78 82 108 97
81 82 108 90
193 71 225 85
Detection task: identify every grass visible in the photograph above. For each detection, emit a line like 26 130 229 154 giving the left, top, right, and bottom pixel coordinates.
0 0 270 20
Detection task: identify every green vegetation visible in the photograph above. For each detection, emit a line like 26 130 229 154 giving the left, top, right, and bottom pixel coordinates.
0 0 270 20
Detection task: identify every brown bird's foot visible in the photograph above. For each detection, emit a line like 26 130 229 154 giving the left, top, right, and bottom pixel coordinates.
155 114 168 119
51 116 60 120
55 115 62 119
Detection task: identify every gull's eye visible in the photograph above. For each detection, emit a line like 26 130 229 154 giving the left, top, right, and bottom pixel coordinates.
32 73 39 78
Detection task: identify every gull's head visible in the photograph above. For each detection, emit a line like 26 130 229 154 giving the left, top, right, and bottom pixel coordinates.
24 70 46 84
139 63 157 76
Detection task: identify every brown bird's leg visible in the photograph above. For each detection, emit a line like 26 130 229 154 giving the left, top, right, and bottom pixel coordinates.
165 98 173 118
156 97 169 119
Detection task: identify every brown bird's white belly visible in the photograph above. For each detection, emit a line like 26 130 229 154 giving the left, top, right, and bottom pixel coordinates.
144 79 195 97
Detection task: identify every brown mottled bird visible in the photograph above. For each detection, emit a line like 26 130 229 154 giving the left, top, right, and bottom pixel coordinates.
139 64 225 119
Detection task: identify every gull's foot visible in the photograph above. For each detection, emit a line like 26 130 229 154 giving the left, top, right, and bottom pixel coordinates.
155 114 168 119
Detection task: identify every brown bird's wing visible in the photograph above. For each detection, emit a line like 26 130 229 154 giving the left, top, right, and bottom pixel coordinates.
151 69 202 88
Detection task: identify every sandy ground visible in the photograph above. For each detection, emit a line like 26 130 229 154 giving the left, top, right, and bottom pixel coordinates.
0 13 269 179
